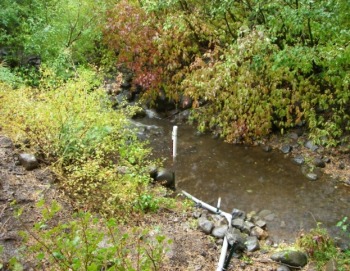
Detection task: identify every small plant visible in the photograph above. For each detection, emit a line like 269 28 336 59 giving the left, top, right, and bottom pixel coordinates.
337 217 349 236
19 200 171 270
297 224 339 270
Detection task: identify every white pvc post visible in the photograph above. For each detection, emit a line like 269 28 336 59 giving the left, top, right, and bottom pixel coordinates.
172 126 178 161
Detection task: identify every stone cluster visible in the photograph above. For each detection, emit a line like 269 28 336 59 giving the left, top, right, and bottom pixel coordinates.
195 208 270 254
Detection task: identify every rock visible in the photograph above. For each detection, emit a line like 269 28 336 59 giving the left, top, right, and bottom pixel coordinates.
288 132 299 140
324 259 337 271
271 250 308 267
250 226 268 240
18 153 39 170
305 140 319 152
232 218 244 230
245 236 260 252
306 172 318 181
198 216 214 234
280 144 292 154
212 225 228 239
212 215 228 227
192 211 202 219
226 228 247 253
258 209 274 220
242 221 255 234
231 208 246 220
264 213 275 221
293 155 305 165
314 157 326 168
154 169 175 189
0 136 13 148
261 145 272 152
255 219 267 229
276 265 291 271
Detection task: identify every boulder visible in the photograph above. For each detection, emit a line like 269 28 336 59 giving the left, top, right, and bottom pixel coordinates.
154 169 175 189
271 250 308 267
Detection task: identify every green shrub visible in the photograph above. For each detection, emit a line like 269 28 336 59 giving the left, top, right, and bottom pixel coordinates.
0 68 157 215
19 200 171 271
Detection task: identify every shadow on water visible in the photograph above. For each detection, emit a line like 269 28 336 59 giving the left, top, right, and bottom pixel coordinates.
138 115 350 243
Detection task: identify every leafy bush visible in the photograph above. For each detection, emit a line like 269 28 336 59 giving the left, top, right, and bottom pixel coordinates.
19 200 171 271
104 0 350 146
0 68 157 215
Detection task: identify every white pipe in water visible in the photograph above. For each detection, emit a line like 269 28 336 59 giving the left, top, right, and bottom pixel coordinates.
172 126 178 161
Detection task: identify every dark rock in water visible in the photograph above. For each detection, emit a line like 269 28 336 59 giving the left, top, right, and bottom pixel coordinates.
18 153 39 170
231 208 246 220
245 236 260 252
293 155 305 165
154 169 175 189
148 165 158 179
313 157 326 168
280 144 292 154
212 225 228 239
305 140 319 152
198 216 214 234
261 145 272 152
277 265 291 271
271 250 308 267
258 209 273 219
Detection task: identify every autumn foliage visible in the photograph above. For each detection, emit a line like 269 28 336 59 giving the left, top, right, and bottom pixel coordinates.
104 0 350 145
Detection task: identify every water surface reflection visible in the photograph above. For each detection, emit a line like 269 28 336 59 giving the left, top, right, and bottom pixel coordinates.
139 117 350 243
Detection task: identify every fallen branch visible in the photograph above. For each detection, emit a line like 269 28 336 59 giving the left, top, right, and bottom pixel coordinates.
181 190 232 271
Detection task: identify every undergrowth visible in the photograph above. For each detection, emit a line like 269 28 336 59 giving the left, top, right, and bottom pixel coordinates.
0 67 161 215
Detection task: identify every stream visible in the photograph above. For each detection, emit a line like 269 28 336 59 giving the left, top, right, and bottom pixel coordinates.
136 113 350 244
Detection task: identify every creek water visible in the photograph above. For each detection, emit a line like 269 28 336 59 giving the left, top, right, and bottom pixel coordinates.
137 114 350 244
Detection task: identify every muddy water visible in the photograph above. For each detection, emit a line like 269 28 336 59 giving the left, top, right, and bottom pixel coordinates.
138 116 350 243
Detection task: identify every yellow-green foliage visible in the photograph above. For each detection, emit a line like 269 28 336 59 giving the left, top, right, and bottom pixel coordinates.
0 69 155 215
